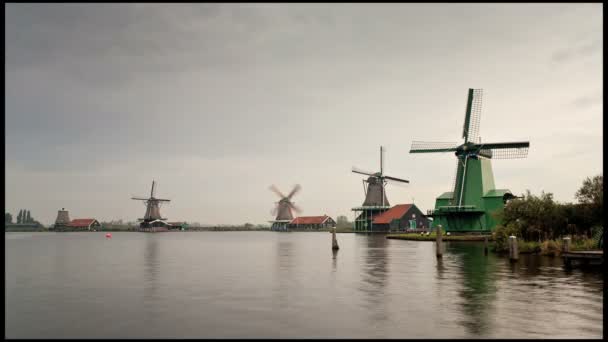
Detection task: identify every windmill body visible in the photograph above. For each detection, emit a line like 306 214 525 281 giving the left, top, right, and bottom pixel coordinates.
351 146 409 233
269 185 301 231
132 180 172 232
410 89 530 232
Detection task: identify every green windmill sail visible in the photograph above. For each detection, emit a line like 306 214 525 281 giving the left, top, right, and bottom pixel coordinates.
409 89 530 232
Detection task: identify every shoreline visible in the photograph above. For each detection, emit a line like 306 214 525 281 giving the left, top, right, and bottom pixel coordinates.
386 233 492 241
5 228 356 233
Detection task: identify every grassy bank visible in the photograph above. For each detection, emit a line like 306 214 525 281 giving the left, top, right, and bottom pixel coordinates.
387 232 599 255
492 238 599 256
386 233 492 241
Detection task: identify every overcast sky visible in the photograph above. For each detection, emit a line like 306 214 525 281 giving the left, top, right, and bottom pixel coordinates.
5 3 602 225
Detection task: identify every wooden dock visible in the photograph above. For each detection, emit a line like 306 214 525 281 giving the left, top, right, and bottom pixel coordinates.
563 250 603 268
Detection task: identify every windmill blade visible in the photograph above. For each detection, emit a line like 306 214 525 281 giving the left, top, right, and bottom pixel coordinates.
385 178 409 188
479 146 530 159
131 197 149 200
380 146 385 175
383 175 410 184
352 166 375 177
269 185 286 199
287 184 301 200
475 141 530 150
476 141 529 159
153 198 171 202
478 149 493 159
289 202 302 213
410 141 459 153
462 88 483 143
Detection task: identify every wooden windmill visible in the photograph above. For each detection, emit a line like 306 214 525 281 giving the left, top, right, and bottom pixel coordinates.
351 146 409 232
409 88 530 232
269 184 302 231
132 180 172 232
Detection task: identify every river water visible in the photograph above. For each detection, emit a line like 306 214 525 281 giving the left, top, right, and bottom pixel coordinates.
5 232 603 338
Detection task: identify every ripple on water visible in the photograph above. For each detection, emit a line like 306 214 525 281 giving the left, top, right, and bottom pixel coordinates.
4 232 603 339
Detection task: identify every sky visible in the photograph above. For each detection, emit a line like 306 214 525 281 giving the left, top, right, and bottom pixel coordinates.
5 3 603 226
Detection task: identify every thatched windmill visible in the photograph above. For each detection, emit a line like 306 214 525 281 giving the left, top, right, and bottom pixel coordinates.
131 180 171 232
351 146 409 232
352 146 410 207
269 184 302 231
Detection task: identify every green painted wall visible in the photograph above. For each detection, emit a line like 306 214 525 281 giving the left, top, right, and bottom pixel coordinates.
432 157 512 233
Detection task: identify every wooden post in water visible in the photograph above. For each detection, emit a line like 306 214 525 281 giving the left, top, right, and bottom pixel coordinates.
436 225 443 258
562 236 571 253
562 236 571 268
508 235 518 261
484 236 489 255
332 227 339 250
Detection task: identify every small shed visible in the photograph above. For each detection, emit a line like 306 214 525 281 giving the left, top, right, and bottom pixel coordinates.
68 218 101 230
168 222 185 230
372 204 431 232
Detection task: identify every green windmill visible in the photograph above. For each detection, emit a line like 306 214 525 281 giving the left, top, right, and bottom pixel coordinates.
409 88 530 233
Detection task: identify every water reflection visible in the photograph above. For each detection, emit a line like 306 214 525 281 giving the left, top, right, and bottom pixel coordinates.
274 239 294 310
5 232 603 339
435 257 446 280
144 235 160 302
359 234 389 323
446 242 498 337
331 249 338 273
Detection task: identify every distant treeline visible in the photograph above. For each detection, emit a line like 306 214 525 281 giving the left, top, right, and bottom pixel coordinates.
5 209 43 229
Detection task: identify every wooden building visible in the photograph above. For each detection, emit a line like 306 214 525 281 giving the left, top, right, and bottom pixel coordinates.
288 215 336 230
67 218 101 231
167 222 186 230
371 204 431 232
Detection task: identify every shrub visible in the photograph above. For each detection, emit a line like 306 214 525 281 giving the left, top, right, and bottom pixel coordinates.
494 223 521 252
540 240 561 256
571 238 598 251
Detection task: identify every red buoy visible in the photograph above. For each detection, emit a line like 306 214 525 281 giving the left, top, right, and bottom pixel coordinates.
105 233 112 238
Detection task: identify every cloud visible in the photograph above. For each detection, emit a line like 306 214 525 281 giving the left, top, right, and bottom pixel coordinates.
4 3 603 225
569 92 602 109
552 38 602 63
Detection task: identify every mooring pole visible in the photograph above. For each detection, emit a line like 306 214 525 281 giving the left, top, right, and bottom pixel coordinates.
562 236 572 268
562 236 571 253
436 225 443 258
509 235 518 261
332 227 339 250
484 236 489 255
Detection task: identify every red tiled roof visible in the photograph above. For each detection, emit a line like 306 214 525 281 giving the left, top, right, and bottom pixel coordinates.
68 218 97 227
290 215 330 225
373 204 413 224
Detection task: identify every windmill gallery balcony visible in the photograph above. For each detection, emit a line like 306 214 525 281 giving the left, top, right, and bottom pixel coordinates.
426 205 485 216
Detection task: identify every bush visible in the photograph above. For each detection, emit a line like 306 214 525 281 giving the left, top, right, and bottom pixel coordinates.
518 240 541 254
571 237 598 251
493 223 521 252
540 240 561 256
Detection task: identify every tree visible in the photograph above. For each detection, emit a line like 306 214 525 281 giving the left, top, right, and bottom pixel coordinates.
26 210 31 223
575 174 603 226
244 223 254 229
576 174 603 205
502 190 568 241
5 212 12 224
336 215 351 229
17 210 23 224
